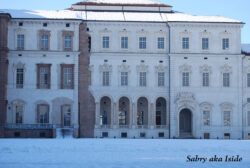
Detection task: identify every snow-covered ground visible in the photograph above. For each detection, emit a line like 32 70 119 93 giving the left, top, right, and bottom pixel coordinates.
0 139 249 168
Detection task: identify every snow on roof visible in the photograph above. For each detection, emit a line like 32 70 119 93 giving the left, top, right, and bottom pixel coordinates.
74 0 170 7
242 44 250 54
0 9 83 20
164 13 242 23
0 9 242 24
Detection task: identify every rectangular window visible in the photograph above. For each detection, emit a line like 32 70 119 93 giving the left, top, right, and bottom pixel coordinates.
102 36 109 49
139 72 146 87
247 73 250 87
64 35 72 50
139 37 146 49
203 111 210 126
223 73 230 87
38 105 49 123
158 72 165 87
222 38 229 50
63 67 73 89
121 36 128 49
224 111 231 126
202 72 209 87
17 34 24 50
16 68 24 88
248 111 250 126
157 37 164 49
182 72 189 87
41 35 49 50
37 64 51 89
103 71 110 86
182 37 189 49
16 105 23 124
121 72 128 86
202 38 209 50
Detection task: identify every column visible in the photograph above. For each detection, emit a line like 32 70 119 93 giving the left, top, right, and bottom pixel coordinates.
132 102 136 128
113 102 117 129
95 102 100 128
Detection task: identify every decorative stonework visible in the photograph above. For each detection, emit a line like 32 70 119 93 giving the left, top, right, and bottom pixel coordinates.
118 63 130 72
220 102 233 111
220 64 232 73
155 64 167 73
200 102 213 111
179 64 192 73
200 64 212 73
136 63 148 72
99 63 112 72
175 92 196 111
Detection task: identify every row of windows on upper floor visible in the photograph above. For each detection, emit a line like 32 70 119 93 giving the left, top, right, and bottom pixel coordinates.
16 30 74 51
15 31 232 52
14 64 250 89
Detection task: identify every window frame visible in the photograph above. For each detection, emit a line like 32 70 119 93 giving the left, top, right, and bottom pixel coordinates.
39 30 51 50
182 37 189 50
16 68 24 89
157 37 165 50
139 37 147 49
37 104 49 124
121 36 128 49
102 36 110 49
247 73 250 88
202 72 210 87
182 72 190 87
62 31 74 51
223 72 230 87
139 72 147 87
121 71 128 86
17 34 24 50
158 72 165 87
203 110 210 126
223 110 231 126
202 37 209 50
222 38 229 50
103 71 110 86
37 64 51 89
61 64 74 89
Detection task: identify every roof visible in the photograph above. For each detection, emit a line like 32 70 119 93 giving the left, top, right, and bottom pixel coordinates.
0 9 243 24
73 0 171 7
242 44 250 55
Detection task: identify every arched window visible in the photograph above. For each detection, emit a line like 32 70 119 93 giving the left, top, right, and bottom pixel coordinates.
100 96 111 126
155 97 167 126
12 100 25 124
62 104 71 127
119 97 130 126
137 97 148 126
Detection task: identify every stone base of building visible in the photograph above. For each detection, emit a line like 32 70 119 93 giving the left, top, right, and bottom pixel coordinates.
94 128 170 139
4 129 53 138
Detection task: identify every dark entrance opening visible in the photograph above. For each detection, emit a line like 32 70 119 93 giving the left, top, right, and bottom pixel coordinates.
179 108 192 136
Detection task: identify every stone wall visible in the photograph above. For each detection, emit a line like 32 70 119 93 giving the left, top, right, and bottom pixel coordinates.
0 14 10 138
78 23 95 138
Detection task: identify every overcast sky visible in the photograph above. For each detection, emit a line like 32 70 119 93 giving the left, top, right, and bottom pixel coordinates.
1 0 249 43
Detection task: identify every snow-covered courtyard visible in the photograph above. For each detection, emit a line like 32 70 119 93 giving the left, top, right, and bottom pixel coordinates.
0 139 249 168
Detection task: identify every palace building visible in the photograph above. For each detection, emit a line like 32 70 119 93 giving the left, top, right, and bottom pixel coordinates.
0 0 250 139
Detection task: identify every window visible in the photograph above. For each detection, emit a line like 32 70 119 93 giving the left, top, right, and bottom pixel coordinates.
182 37 189 49
62 105 71 127
61 65 74 89
248 111 250 126
15 105 23 124
121 72 128 86
121 132 127 138
102 36 109 49
37 104 49 123
247 73 250 87
202 72 209 87
156 111 161 125
223 73 230 87
88 71 91 86
202 38 209 50
139 37 146 49
224 133 230 139
203 111 210 126
102 132 108 137
119 111 126 125
17 34 24 50
16 68 24 88
41 35 49 50
157 37 164 49
158 132 164 137
139 72 146 87
64 35 72 50
103 71 110 86
158 72 165 87
222 38 229 50
182 72 189 87
224 111 231 126
37 64 51 89
121 36 128 49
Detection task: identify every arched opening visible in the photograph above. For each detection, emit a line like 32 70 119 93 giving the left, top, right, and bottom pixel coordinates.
155 97 167 126
179 108 192 136
100 96 111 127
118 97 130 127
137 97 148 126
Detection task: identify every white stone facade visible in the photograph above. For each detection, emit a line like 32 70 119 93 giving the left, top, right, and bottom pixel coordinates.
1 0 250 139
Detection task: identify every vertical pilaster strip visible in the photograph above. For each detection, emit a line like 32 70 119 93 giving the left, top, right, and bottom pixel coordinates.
78 23 95 138
0 14 10 138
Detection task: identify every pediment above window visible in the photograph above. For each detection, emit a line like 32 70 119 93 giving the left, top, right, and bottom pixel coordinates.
200 102 213 111
179 64 192 73
99 63 112 72
220 102 233 111
136 63 148 72
200 64 212 73
118 63 130 72
220 64 232 73
155 64 167 72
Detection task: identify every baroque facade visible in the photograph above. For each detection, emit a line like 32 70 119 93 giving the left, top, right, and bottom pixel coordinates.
0 0 250 139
